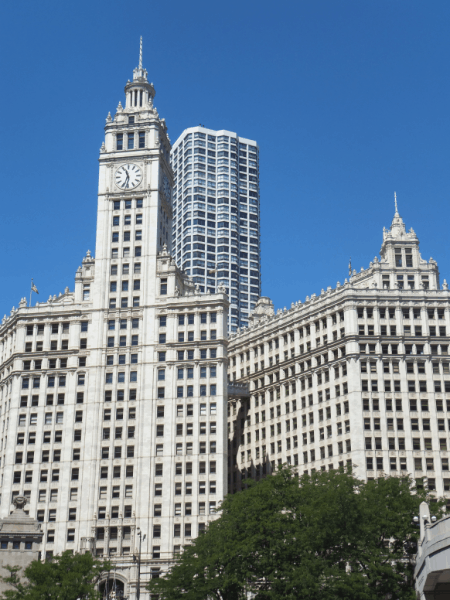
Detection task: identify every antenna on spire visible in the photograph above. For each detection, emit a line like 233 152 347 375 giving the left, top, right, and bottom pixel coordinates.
394 191 398 215
139 36 143 69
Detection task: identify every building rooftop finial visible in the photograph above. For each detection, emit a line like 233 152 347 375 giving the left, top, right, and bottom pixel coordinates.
394 191 399 216
132 37 148 82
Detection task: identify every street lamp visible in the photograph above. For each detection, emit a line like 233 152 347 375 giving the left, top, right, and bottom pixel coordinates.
134 528 146 600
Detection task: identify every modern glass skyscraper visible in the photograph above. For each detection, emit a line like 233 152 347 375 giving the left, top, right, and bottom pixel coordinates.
171 127 261 332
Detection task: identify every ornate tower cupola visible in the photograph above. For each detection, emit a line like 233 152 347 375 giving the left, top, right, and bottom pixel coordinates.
378 193 440 290
349 194 440 291
124 37 155 110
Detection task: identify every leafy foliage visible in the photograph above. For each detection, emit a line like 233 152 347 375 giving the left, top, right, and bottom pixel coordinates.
148 467 442 600
0 550 111 600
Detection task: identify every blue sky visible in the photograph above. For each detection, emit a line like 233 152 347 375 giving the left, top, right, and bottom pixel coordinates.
1 0 450 317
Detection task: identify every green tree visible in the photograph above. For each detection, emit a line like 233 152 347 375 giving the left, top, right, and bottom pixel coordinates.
147 467 442 600
0 550 111 600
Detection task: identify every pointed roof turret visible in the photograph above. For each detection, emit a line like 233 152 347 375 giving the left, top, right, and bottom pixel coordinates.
380 192 419 259
389 191 407 238
124 37 155 109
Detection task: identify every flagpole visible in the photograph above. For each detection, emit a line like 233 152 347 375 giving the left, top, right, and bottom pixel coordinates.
30 279 33 308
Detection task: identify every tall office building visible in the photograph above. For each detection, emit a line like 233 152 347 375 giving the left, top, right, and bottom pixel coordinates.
227 204 450 507
0 46 228 596
171 127 261 333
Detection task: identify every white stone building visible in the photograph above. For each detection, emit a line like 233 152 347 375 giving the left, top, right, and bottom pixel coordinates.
227 203 450 508
170 127 260 333
0 46 228 598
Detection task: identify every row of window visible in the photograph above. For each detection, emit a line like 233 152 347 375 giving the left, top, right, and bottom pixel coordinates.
25 339 88 352
107 318 139 330
0 540 33 550
106 354 138 365
153 442 217 456
26 322 87 336
102 426 135 440
15 466 81 484
158 347 217 362
24 357 87 370
19 393 83 407
365 436 449 450
116 132 145 150
159 332 218 344
112 231 142 242
22 375 86 389
361 380 450 393
103 407 136 420
157 366 217 380
109 297 140 309
364 417 450 431
15 448 81 464
111 247 141 258
107 335 139 347
18 392 113 410
100 464 134 478
366 456 450 479
156 385 217 398
99 485 133 499
358 307 445 320
361 343 449 355
362 361 450 374
113 199 143 210
33 502 132 524
104 389 137 402
105 372 137 384
113 214 142 226
156 422 219 436
359 324 447 336
363 397 450 411
109 278 141 291
173 481 216 495
100 446 135 459
17 429 82 445
18 412 66 426
110 263 140 275
153 403 217 418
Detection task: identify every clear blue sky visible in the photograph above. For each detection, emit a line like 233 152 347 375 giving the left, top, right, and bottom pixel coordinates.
1 0 450 317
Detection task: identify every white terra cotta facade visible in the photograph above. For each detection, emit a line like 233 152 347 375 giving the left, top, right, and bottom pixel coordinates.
227 206 450 510
0 51 228 599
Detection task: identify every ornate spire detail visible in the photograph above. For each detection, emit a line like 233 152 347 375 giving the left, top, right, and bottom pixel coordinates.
133 36 148 82
385 192 407 240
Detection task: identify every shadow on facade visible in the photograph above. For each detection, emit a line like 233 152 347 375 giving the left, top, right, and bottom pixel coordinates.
228 394 272 493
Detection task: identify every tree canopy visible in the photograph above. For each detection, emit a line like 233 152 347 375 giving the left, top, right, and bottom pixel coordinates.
148 466 441 600
0 550 111 600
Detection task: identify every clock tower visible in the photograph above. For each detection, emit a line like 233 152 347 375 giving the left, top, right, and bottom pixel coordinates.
94 38 173 311
0 40 228 590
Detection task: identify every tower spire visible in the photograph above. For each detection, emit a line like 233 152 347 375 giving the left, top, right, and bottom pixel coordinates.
132 37 149 84
394 191 399 216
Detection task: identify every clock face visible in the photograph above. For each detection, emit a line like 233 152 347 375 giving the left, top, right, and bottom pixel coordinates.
115 164 142 189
